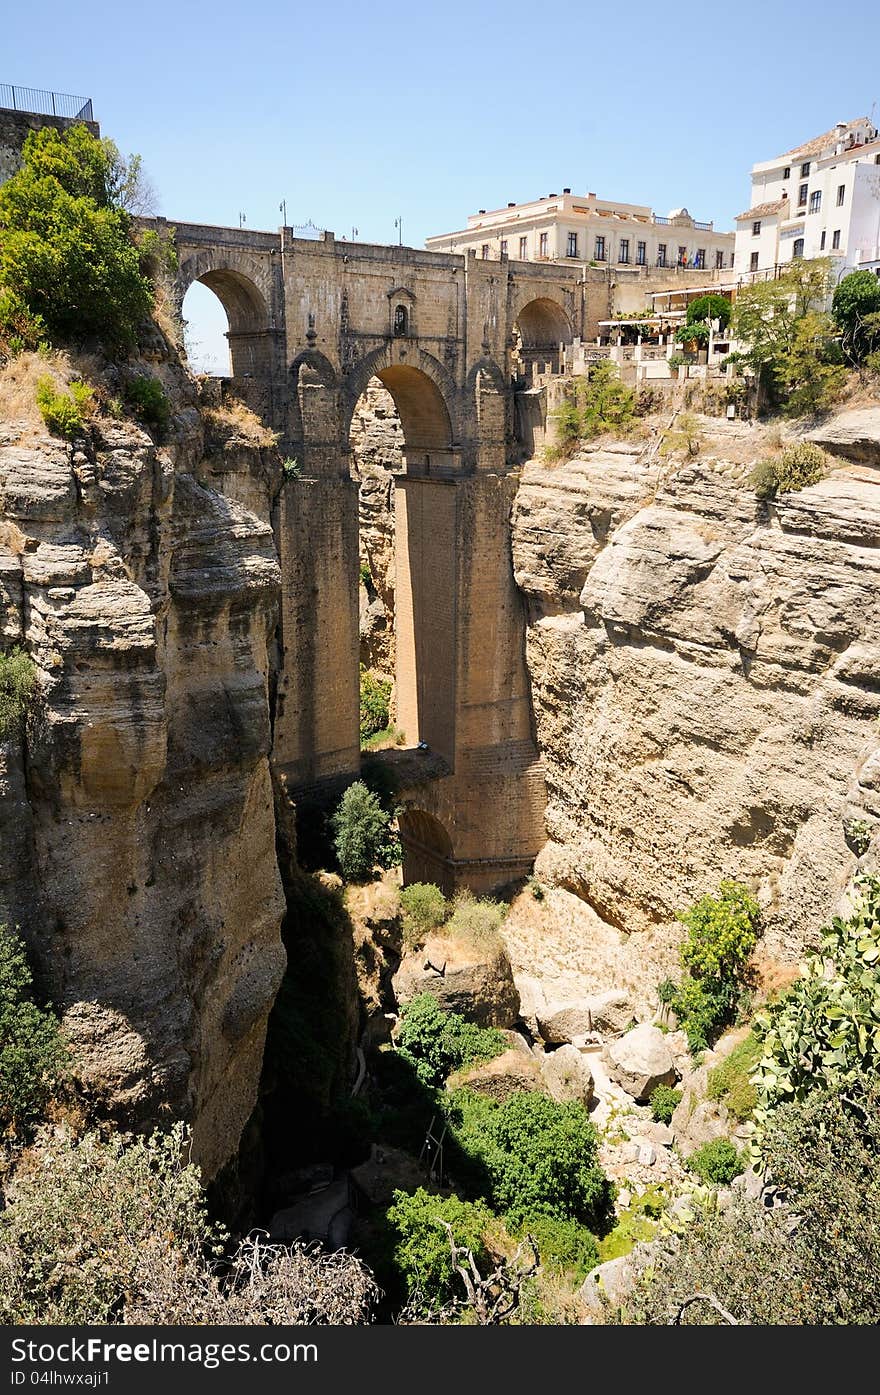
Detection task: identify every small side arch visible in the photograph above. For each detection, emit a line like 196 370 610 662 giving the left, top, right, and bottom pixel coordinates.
398 808 455 895
511 294 573 380
288 349 342 475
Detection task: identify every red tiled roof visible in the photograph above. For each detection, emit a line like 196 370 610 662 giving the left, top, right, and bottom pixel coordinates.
735 198 788 222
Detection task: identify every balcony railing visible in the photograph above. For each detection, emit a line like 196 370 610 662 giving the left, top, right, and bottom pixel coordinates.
0 84 93 121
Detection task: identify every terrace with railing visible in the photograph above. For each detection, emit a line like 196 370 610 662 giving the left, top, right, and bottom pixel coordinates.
0 84 94 121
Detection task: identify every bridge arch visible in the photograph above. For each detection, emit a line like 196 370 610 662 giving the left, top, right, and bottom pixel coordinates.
512 294 573 379
398 808 455 893
344 344 459 474
177 251 275 413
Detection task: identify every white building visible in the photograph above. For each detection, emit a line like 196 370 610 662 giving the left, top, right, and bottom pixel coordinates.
734 118 880 280
426 189 734 274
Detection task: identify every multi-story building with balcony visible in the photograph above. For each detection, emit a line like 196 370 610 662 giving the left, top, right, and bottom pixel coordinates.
734 118 880 280
425 189 735 276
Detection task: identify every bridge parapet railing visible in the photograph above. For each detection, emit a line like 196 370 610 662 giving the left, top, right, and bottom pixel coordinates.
0 84 93 120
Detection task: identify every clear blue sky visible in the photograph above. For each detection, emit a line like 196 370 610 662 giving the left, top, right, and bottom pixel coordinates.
6 0 880 368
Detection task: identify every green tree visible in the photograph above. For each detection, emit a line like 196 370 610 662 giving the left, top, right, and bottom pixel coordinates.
396 994 504 1088
0 647 37 739
359 666 391 743
660 881 761 1052
832 269 880 364
385 1187 493 1314
331 780 390 881
0 924 68 1138
685 294 732 331
776 311 846 415
451 1089 613 1229
0 124 154 348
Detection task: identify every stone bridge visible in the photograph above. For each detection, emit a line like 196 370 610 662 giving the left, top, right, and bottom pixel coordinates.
150 219 604 891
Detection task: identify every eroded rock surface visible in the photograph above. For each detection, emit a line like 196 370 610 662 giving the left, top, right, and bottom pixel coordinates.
0 381 286 1180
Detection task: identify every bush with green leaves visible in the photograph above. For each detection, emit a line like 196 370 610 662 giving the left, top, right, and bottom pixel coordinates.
0 924 67 1139
649 1083 682 1125
686 293 732 332
617 1083 880 1324
359 666 391 744
547 361 635 458
35 376 93 439
396 993 504 1089
0 647 37 739
750 440 826 499
706 1031 760 1121
832 269 880 364
0 1122 379 1324
385 1187 493 1315
124 374 169 436
750 874 880 1154
687 1137 743 1186
331 780 392 881
660 881 760 1053
0 124 154 349
449 1088 613 1230
399 882 447 948
511 1212 599 1282
444 890 506 954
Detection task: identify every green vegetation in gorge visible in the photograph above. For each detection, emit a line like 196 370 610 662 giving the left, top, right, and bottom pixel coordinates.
0 924 68 1138
395 994 505 1089
706 1032 760 1121
750 440 826 499
35 375 94 438
547 360 636 458
0 648 37 739
658 880 760 1052
648 1083 681 1125
331 779 398 881
399 882 448 947
359 666 391 744
687 1138 743 1186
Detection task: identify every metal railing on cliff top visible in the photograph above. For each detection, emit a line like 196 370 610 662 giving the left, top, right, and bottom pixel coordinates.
0 85 94 121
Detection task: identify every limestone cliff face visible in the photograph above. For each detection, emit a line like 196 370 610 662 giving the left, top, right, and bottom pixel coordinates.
512 414 880 977
351 380 402 677
0 370 286 1180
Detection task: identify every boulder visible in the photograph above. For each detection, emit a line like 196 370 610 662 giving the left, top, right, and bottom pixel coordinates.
579 1243 656 1317
806 406 880 465
536 1001 593 1044
540 1044 595 1105
587 989 637 1036
605 1024 677 1102
671 1096 731 1158
514 974 547 1037
447 1049 543 1102
392 935 520 1028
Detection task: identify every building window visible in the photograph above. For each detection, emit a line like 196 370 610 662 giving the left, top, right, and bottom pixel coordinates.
500 238 508 256
808 190 821 213
715 249 724 269
695 248 706 268
519 236 527 259
832 229 841 249
837 183 845 206
619 238 630 263
820 230 826 249
636 240 646 265
539 232 548 258
481 244 489 259
750 250 759 272
567 231 578 257
657 243 667 266
676 245 686 266
793 238 804 259
752 220 761 235
797 183 808 206
393 304 408 336
800 161 810 177
783 165 791 179
594 235 606 261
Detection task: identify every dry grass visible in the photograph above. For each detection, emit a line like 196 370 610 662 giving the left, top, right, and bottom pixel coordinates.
0 349 106 443
202 397 279 449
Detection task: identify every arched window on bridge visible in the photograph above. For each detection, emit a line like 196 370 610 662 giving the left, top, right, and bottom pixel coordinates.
182 281 231 376
393 304 409 337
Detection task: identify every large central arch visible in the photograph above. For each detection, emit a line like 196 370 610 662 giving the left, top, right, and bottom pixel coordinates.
344 345 460 477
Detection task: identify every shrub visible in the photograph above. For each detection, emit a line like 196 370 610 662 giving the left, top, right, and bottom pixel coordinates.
750 874 880 1153
396 994 504 1089
0 124 153 349
0 924 68 1138
660 410 702 457
385 1187 493 1314
578 360 635 437
331 780 390 881
512 1212 599 1282
444 890 506 954
451 1089 614 1230
35 376 93 439
0 1122 378 1323
688 1138 742 1186
649 1083 682 1125
0 647 37 739
832 269 880 363
618 1084 880 1324
359 666 391 744
123 374 169 436
750 440 826 499
662 881 760 1052
399 882 447 948
866 348 880 377
706 1032 760 1121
